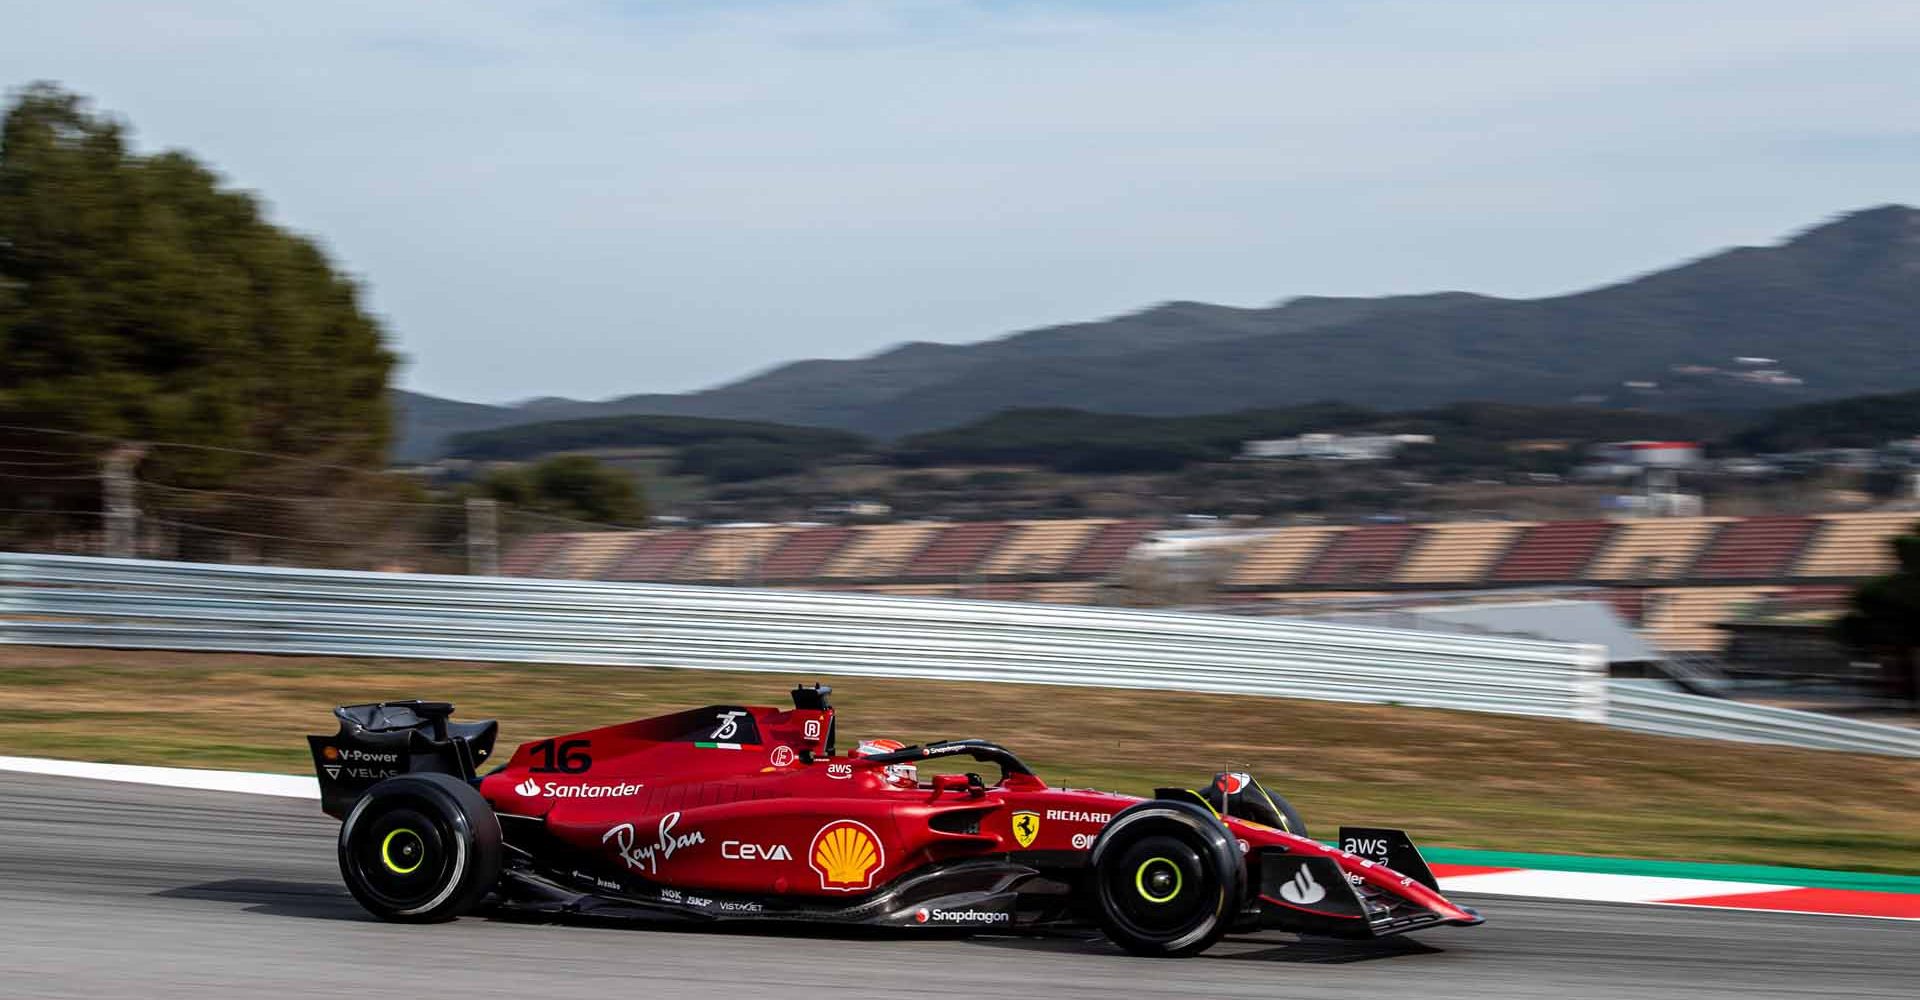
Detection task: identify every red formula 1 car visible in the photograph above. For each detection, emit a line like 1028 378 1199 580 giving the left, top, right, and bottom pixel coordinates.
308 685 1481 956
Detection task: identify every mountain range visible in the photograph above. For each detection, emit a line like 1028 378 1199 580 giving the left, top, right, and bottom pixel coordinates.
395 205 1920 460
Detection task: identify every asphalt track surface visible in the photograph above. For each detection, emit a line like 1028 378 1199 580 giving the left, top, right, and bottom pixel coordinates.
2 773 1914 1000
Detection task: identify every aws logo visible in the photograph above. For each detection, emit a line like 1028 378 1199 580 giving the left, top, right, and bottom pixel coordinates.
810 820 884 891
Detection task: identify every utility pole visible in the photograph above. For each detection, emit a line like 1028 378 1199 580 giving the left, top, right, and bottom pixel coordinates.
466 498 499 575
101 444 146 558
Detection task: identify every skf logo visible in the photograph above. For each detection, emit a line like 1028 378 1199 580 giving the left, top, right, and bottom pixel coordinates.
1011 810 1040 848
810 820 884 891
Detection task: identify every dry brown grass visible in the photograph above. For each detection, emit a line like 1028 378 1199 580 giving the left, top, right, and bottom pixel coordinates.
4 645 1919 873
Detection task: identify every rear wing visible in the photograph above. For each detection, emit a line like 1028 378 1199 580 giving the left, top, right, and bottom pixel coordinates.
307 700 498 819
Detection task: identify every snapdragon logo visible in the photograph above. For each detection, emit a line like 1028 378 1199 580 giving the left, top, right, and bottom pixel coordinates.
515 779 645 799
915 908 1011 924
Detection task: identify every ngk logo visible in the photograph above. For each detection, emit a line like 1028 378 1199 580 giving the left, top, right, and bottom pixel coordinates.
722 840 792 861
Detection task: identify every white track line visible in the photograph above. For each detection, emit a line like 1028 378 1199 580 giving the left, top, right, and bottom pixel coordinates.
0 755 318 798
1437 869 1790 903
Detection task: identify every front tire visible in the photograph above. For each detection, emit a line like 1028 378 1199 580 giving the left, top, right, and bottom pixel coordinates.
1090 799 1244 957
338 773 502 922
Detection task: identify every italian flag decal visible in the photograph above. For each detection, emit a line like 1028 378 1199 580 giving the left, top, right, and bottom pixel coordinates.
694 742 742 750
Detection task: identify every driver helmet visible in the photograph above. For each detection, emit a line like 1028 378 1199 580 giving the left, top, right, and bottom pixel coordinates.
854 738 917 787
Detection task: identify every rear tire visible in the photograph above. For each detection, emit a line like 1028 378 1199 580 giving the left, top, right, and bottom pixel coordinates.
1090 800 1244 957
338 773 501 922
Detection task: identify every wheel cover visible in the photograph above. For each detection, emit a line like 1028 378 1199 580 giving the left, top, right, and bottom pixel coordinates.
381 827 425 875
347 801 457 912
1134 856 1183 904
1101 833 1212 942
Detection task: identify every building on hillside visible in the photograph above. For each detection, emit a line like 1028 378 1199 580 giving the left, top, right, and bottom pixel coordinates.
1240 433 1433 462
1591 441 1703 468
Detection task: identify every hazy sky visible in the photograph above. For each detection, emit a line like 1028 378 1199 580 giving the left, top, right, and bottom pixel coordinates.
7 1 1919 403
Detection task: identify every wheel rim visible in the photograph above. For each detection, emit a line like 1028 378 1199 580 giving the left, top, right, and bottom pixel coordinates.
381 828 425 875
1101 832 1213 943
348 802 456 911
1135 857 1183 904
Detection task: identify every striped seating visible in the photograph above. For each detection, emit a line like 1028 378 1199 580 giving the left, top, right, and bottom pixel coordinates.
980 520 1108 577
543 532 646 579
1395 522 1528 585
757 526 855 580
1584 518 1729 581
904 522 1014 579
1224 526 1343 587
1641 587 1785 651
819 523 942 579
670 525 794 582
1795 513 1920 578
1299 524 1418 587
1690 516 1816 580
1490 521 1615 582
499 533 574 577
605 531 704 580
1063 521 1157 576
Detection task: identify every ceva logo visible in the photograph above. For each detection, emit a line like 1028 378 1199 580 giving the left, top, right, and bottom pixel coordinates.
514 778 540 797
1278 866 1326 905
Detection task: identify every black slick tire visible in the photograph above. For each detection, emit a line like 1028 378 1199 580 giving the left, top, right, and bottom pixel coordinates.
338 772 502 922
1089 799 1245 957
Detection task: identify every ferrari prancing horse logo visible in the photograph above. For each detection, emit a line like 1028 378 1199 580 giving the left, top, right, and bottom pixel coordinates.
1011 810 1040 848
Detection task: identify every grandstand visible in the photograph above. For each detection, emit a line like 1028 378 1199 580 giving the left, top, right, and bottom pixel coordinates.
670 525 793 583
1489 520 1614 582
980 520 1109 577
500 511 1918 653
1583 517 1729 581
1396 522 1529 585
1689 516 1816 580
1298 524 1418 587
755 525 854 581
819 523 943 579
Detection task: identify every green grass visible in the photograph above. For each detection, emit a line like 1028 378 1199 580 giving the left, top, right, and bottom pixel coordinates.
3 646 1920 875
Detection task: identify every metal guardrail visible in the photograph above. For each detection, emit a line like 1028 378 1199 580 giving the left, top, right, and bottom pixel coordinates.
1606 681 1920 758
4 552 1915 756
0 552 1607 721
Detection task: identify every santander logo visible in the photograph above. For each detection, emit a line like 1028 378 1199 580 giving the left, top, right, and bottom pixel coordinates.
1278 866 1326 905
512 777 644 799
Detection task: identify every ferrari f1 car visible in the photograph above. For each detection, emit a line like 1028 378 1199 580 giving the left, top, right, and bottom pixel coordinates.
308 686 1481 956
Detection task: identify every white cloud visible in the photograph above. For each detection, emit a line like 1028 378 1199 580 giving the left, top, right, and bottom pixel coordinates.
5 1 1918 400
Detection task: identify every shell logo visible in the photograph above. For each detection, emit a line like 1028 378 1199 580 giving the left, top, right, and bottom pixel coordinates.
322 746 339 760
809 819 884 891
